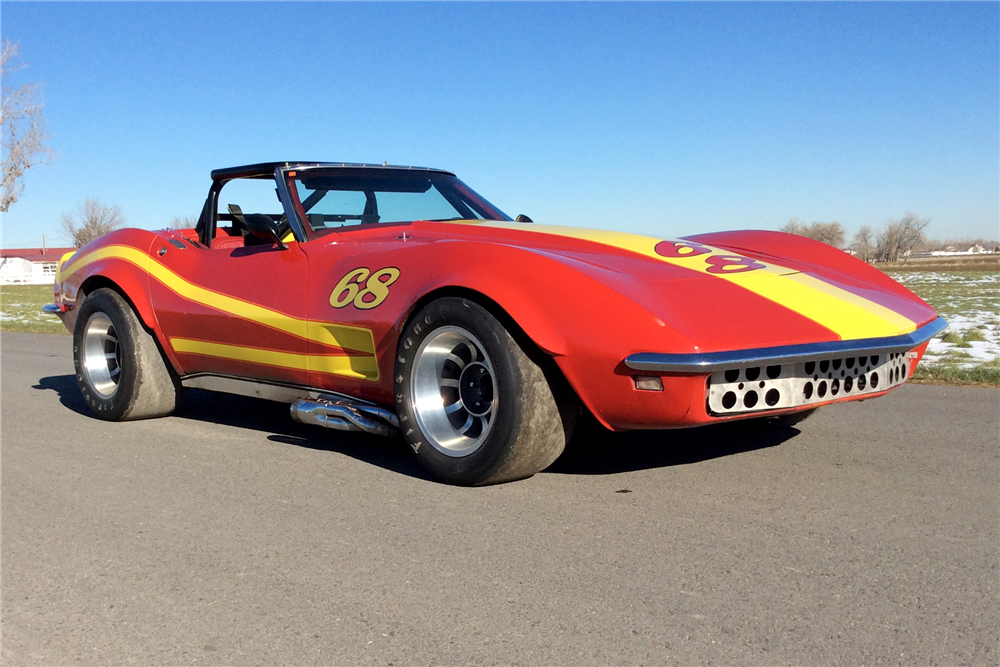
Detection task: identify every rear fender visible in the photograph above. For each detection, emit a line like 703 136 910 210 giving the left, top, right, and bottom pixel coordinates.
55 231 182 374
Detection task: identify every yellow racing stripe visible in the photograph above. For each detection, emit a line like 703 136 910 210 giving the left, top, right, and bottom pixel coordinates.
170 338 379 380
59 245 379 378
462 222 917 340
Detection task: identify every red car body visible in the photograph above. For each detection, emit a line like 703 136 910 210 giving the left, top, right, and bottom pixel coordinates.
48 162 943 483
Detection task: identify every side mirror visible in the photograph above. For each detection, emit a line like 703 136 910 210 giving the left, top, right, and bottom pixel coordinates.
244 214 288 249
515 214 533 223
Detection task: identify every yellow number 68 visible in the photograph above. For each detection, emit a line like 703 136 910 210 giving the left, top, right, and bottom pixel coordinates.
330 267 400 310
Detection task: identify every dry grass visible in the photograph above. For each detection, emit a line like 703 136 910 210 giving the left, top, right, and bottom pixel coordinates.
879 255 1000 272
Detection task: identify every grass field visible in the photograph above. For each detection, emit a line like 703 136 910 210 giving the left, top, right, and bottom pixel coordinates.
4 265 999 386
1 284 68 334
886 271 1000 386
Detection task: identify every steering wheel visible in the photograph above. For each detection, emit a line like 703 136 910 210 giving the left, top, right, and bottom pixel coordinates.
273 214 292 241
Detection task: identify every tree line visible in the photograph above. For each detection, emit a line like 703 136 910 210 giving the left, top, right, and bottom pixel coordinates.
780 214 931 263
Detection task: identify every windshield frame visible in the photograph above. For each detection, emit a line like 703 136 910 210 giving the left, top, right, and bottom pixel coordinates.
277 165 511 242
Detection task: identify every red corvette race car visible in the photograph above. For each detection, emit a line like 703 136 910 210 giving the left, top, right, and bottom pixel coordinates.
47 162 944 485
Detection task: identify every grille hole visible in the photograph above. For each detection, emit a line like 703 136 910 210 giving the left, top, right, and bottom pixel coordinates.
819 360 830 373
725 369 739 383
759 381 765 388
804 382 813 399
766 365 781 379
871 355 879 365
871 372 879 388
818 381 828 398
858 374 867 390
804 361 815 375
858 356 867 366
765 389 780 406
745 367 761 381
722 391 737 409
845 357 855 368
743 391 758 408
844 376 853 392
832 359 842 370
831 379 840 396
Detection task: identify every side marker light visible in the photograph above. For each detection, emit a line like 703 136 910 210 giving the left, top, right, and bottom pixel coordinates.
634 376 664 391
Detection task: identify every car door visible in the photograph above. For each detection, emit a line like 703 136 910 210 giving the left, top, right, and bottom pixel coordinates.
148 238 312 386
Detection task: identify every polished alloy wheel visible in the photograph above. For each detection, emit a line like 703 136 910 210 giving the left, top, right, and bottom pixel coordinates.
411 326 496 456
82 312 121 399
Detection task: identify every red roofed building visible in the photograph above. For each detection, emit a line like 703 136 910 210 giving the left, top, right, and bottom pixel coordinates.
1 247 77 285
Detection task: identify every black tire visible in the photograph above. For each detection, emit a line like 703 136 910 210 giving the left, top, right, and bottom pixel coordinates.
73 288 181 421
395 297 577 485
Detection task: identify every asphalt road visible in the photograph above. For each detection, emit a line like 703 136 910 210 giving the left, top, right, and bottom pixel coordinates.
2 331 997 666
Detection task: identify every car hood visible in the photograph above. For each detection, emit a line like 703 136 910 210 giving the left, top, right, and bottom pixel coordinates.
416 220 937 352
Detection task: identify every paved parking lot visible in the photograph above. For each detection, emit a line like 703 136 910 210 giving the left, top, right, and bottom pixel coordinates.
2 332 997 665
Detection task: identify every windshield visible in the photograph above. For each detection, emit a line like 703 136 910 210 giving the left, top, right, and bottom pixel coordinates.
286 169 511 238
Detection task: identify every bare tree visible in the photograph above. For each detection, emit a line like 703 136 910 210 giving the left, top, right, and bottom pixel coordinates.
780 218 846 249
60 198 126 248
850 225 875 263
170 215 197 229
779 218 807 236
875 213 930 263
1 40 55 212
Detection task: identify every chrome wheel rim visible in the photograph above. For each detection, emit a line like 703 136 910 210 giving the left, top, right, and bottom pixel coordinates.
82 312 121 399
411 326 497 457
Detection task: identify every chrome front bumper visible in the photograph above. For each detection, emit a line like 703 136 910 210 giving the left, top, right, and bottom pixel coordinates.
624 317 946 374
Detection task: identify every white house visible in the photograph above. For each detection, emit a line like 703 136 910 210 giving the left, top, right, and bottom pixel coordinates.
0 247 76 285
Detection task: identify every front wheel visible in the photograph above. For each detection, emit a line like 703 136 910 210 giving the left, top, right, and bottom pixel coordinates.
395 298 576 485
73 288 181 421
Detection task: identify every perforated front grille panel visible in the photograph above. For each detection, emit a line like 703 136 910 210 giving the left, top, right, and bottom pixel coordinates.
707 352 911 416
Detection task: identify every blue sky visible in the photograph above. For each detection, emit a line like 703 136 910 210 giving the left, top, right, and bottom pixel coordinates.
2 1 998 248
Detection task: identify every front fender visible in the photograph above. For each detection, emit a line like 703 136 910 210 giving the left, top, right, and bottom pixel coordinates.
390 242 701 429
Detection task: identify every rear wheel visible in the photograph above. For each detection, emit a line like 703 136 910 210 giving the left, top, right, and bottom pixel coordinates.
395 297 576 485
73 288 180 421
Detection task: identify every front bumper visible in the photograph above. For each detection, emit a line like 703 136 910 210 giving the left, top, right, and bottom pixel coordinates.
621 317 946 419
624 317 947 374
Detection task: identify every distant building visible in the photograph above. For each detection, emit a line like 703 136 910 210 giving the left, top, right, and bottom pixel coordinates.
0 247 76 285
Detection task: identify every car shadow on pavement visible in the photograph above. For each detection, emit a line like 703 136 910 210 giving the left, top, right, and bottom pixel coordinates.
33 374 91 416
548 415 805 476
33 374 803 481
173 389 435 481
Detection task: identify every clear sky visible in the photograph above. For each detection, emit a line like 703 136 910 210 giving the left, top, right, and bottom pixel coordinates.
2 1 997 249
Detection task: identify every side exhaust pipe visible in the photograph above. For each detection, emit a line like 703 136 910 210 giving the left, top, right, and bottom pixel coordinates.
290 398 399 437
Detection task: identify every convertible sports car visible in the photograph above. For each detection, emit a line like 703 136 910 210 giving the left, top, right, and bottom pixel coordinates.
47 161 945 485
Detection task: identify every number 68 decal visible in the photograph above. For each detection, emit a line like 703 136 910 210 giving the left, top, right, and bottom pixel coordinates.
330 267 400 310
654 240 766 274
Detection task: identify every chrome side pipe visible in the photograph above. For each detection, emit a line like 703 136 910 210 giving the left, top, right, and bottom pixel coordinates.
290 398 399 437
